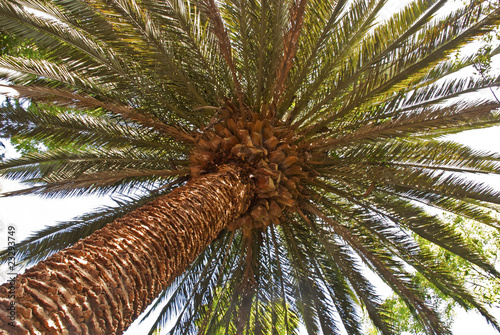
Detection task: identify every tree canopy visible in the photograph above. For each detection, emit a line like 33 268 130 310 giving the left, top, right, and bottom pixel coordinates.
1 0 500 334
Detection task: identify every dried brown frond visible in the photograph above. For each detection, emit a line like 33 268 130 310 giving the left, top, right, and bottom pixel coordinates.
198 0 244 108
274 0 308 106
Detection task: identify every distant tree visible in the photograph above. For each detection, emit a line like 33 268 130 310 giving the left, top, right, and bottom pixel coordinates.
0 32 15 55
367 215 500 334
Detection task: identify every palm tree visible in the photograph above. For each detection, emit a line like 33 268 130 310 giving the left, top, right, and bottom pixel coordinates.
0 0 500 334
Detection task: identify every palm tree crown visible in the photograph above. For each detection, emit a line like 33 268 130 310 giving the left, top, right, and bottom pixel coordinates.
1 0 500 334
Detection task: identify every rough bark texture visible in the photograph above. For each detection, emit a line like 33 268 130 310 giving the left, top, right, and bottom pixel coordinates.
0 164 253 335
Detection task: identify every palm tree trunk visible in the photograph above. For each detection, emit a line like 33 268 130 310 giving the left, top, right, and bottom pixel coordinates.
0 164 253 335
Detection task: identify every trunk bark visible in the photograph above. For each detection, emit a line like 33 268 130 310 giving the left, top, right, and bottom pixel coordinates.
0 164 253 335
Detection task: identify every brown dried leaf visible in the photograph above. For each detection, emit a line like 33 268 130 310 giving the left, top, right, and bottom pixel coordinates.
264 136 279 150
280 156 299 169
268 151 286 164
251 132 263 147
250 205 268 221
255 175 276 193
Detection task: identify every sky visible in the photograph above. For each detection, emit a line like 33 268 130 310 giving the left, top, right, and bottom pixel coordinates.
1 0 500 334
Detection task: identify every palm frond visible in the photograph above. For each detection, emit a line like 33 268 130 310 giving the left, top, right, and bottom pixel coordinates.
198 0 243 106
385 188 500 229
353 210 499 321
0 148 187 181
305 202 451 335
286 0 388 125
0 147 188 197
299 2 500 135
0 101 192 150
310 100 500 150
1 167 187 198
